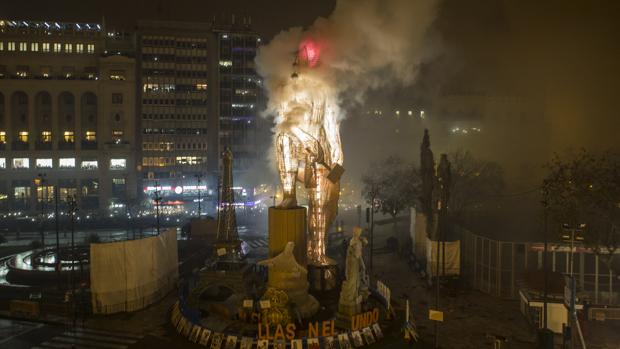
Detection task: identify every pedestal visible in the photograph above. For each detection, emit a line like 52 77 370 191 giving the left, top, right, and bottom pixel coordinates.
268 206 307 266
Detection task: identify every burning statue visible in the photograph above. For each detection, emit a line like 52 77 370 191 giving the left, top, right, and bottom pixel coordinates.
275 40 345 266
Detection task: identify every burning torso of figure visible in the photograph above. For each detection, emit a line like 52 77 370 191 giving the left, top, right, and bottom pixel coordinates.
275 42 344 266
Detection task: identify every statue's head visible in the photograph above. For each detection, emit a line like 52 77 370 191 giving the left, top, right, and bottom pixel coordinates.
352 226 363 238
285 241 295 253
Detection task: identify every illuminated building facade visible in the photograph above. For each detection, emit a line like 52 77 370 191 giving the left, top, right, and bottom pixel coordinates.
136 21 212 213
0 19 137 213
210 22 261 178
137 20 261 212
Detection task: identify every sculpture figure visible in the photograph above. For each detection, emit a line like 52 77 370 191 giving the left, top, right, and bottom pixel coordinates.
338 227 369 316
258 242 319 318
275 46 344 267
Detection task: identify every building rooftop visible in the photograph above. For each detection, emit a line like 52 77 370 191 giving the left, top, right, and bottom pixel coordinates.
0 19 102 32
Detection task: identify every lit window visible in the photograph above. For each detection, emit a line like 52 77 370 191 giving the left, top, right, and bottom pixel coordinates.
40 66 51 78
219 60 232 67
0 131 6 144
41 131 52 142
85 131 96 141
63 131 74 143
31 42 38 52
112 130 123 143
0 42 3 51
16 66 28 78
81 160 98 169
109 70 125 81
64 43 72 53
53 43 61 53
0 158 5 168
19 42 27 51
36 158 53 168
14 186 31 200
59 158 75 168
42 43 50 52
76 44 84 53
87 44 95 54
8 42 15 51
12 158 29 169
196 83 207 90
110 158 126 170
176 156 205 165
18 131 28 142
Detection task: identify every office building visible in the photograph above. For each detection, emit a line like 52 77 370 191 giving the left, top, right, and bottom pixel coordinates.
0 19 137 214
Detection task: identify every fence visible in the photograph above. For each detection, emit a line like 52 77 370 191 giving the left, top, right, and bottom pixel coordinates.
460 229 619 305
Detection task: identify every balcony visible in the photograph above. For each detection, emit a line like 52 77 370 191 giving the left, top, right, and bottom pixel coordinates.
35 141 52 150
11 141 29 150
58 141 75 150
81 140 98 150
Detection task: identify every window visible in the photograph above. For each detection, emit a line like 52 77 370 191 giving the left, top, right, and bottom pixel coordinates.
7 42 15 51
59 158 75 168
76 44 84 53
84 66 97 79
0 131 6 144
18 131 28 142
19 42 27 51
62 66 74 79
31 42 38 52
63 131 74 143
36 158 53 168
40 66 51 78
0 42 3 51
176 156 205 165
112 130 123 143
41 131 52 142
0 158 5 169
53 43 61 53
112 93 123 104
81 160 98 169
109 70 125 81
64 43 72 53
196 83 207 90
16 66 29 78
12 158 29 169
14 186 31 200
87 44 95 54
110 158 126 170
36 185 54 203
85 131 96 142
42 43 50 52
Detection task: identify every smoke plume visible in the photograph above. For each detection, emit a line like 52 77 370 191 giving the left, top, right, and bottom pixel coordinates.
256 0 438 122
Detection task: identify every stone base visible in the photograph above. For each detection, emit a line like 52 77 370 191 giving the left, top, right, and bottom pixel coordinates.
308 263 339 291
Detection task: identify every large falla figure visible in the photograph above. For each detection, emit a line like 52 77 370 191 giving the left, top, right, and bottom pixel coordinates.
275 40 344 267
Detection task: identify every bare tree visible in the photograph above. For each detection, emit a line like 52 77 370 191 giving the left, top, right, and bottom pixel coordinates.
542 149 620 273
448 150 505 223
362 156 420 234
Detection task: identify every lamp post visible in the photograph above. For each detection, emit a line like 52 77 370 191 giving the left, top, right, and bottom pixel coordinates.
67 194 77 328
34 173 47 246
154 182 161 236
561 223 585 349
195 173 203 218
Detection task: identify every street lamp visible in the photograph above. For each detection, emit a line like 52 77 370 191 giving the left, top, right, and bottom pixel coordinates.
154 182 161 236
67 194 78 328
195 173 203 218
34 173 47 246
560 223 585 349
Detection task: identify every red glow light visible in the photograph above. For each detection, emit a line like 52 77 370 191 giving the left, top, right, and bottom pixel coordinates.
298 39 320 68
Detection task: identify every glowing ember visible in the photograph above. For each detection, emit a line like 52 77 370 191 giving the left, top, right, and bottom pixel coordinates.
298 39 320 68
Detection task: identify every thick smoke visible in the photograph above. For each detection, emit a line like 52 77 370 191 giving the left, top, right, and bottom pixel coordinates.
256 0 438 122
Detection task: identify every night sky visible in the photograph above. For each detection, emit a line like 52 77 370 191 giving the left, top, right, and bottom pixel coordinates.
5 0 620 179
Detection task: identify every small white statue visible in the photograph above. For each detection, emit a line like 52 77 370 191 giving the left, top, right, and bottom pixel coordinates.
338 227 369 316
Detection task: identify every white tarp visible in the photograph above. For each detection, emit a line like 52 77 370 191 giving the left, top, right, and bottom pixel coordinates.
426 238 460 277
90 229 178 314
